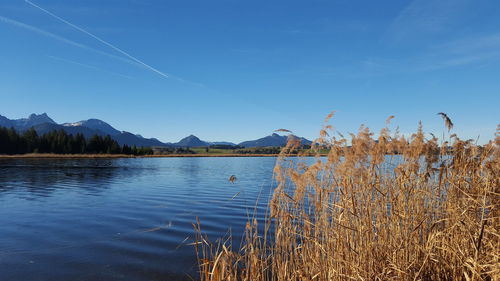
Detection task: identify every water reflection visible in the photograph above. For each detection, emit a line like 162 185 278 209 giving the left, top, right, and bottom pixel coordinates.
0 159 155 199
0 157 277 281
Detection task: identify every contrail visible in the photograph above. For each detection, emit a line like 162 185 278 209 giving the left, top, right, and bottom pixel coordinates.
47 55 134 79
25 0 170 79
0 15 138 67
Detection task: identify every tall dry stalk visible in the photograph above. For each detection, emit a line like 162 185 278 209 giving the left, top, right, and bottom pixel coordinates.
194 115 499 281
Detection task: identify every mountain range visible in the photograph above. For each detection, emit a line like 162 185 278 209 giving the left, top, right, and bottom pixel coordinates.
239 133 312 147
0 113 312 148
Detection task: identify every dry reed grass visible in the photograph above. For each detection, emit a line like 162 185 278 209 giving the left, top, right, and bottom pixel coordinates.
194 114 499 281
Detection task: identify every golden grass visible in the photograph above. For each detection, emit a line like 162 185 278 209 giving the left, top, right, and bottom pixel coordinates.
194 115 499 281
0 153 138 158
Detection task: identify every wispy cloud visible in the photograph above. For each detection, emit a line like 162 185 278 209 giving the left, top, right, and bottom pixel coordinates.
25 0 171 80
0 15 137 66
47 55 134 79
363 0 500 76
0 14 203 86
436 34 500 55
385 0 472 42
314 32 500 79
420 33 500 70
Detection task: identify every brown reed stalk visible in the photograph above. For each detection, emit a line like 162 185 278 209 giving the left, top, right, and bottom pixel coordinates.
194 115 499 281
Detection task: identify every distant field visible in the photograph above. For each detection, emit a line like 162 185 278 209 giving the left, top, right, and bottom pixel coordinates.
150 147 328 157
190 147 236 154
0 152 281 158
0 153 137 158
0 147 348 158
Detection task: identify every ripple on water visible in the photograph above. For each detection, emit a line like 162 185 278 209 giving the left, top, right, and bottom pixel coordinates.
0 157 278 281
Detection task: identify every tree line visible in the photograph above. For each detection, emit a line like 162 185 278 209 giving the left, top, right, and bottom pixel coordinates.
0 127 153 155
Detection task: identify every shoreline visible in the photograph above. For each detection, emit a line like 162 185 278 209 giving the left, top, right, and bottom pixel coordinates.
0 153 289 159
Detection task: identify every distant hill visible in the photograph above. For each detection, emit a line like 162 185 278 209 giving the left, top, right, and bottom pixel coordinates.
172 135 237 147
63 119 121 136
238 133 312 148
113 132 168 147
0 113 172 148
175 135 208 147
0 113 56 130
32 122 104 138
0 113 311 148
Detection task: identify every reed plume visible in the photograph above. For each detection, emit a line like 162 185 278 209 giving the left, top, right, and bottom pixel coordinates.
438 112 454 131
194 115 499 281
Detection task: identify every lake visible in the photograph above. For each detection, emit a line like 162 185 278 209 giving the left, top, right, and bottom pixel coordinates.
0 157 278 281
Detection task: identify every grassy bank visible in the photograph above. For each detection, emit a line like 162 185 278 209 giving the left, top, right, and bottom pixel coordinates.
194 116 499 281
0 153 138 158
0 153 308 158
0 151 326 158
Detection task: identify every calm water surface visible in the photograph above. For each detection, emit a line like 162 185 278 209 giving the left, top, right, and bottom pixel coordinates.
0 157 278 281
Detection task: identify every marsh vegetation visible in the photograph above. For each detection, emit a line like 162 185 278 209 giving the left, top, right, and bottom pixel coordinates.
195 115 499 281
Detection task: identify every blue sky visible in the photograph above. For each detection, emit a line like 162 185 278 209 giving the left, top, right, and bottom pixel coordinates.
1 0 499 143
